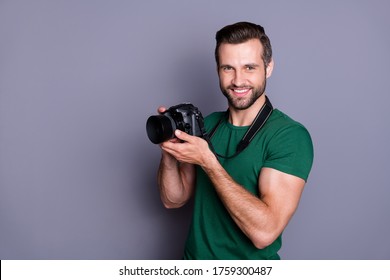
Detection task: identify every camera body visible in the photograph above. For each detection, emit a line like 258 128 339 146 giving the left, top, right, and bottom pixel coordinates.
146 103 206 144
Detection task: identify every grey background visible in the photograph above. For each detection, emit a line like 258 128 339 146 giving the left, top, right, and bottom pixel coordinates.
0 0 389 260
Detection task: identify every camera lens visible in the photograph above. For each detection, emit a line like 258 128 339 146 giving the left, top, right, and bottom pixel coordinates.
146 115 176 144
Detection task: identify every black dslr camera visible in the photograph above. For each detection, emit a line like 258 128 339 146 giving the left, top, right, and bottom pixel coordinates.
146 103 206 144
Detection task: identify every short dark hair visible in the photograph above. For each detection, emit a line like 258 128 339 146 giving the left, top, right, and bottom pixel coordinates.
215 22 272 67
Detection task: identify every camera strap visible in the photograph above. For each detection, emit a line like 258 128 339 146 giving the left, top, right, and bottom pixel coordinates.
206 95 273 159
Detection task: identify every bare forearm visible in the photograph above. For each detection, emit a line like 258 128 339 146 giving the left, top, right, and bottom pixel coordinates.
201 156 277 248
158 152 195 208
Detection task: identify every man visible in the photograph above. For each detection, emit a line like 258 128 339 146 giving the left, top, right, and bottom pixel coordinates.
157 22 313 259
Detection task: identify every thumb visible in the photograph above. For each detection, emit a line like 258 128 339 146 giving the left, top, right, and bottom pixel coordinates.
175 130 191 141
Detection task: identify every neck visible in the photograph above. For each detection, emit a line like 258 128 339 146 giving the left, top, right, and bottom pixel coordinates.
228 94 267 126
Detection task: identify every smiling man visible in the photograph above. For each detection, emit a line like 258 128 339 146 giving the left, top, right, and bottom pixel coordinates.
157 22 314 259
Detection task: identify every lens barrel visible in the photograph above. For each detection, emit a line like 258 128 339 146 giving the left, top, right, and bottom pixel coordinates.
146 115 176 144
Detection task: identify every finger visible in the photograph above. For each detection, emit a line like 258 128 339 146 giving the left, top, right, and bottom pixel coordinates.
160 143 180 158
160 140 179 151
157 106 167 114
174 130 192 142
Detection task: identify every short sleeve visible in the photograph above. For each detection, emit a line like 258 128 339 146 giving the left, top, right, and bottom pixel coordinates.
263 124 314 181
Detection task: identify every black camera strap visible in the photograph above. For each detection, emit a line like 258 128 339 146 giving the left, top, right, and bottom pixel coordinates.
205 96 273 159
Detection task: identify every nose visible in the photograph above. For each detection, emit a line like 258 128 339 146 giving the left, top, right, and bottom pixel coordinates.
232 70 246 87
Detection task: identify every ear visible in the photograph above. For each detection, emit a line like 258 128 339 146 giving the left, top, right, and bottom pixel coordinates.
265 58 274 79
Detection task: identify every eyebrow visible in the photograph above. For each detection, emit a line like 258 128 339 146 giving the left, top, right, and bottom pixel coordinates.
219 63 261 69
219 64 232 69
244 63 261 68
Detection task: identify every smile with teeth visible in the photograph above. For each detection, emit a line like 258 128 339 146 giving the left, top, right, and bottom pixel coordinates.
232 88 251 95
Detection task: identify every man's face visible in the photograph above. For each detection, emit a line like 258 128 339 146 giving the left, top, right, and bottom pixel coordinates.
217 39 273 110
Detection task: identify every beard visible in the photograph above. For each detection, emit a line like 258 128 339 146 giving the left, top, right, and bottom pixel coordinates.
221 78 267 110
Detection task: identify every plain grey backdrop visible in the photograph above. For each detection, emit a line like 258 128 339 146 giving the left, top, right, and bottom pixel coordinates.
1 0 389 259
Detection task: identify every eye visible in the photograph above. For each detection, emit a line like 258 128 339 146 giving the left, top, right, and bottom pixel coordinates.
221 65 233 72
246 65 256 71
